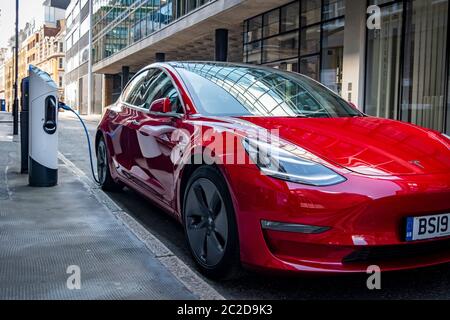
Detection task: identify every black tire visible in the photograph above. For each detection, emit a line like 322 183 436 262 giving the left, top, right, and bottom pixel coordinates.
97 136 123 192
183 166 241 280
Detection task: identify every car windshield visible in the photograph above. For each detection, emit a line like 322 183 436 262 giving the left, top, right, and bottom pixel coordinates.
172 62 362 118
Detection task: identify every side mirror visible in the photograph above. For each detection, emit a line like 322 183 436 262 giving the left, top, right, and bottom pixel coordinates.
149 97 171 113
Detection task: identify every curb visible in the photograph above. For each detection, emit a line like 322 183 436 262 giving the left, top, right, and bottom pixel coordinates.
58 152 225 300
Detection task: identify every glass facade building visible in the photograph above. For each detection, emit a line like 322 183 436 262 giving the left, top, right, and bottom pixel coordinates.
365 0 449 133
243 0 449 133
243 0 346 95
92 0 212 64
65 0 103 114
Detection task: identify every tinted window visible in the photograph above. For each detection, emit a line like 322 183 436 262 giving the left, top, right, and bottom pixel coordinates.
122 70 149 105
173 62 361 118
144 72 183 113
134 69 163 107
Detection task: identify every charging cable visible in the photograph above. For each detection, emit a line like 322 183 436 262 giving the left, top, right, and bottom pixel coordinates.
58 102 100 185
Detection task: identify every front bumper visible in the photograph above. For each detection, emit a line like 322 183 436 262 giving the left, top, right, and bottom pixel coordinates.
224 165 450 273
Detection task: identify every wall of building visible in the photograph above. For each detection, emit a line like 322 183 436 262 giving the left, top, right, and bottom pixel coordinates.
3 46 26 113
43 0 69 27
35 21 67 100
3 23 65 111
65 0 102 114
0 65 4 100
2 1 69 112
0 48 8 101
245 0 450 133
4 57 14 112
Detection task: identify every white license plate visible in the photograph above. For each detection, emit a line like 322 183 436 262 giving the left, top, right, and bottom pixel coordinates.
406 213 450 241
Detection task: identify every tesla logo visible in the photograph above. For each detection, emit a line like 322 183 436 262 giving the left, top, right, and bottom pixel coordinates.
409 160 424 169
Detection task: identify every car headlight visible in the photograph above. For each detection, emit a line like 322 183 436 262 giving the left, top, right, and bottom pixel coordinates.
242 137 346 186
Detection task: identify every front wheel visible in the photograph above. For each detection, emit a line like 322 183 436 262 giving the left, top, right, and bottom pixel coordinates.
97 136 123 192
183 166 241 280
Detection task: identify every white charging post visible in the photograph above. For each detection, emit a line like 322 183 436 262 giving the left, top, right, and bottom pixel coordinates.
28 65 58 187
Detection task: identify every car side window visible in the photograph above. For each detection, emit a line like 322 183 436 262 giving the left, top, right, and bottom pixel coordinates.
122 71 149 105
133 69 163 107
145 72 183 114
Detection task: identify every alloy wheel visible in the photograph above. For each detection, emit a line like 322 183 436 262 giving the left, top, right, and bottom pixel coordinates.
97 141 107 185
185 178 228 267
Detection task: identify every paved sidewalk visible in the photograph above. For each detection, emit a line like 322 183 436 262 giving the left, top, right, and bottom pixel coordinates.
0 114 197 299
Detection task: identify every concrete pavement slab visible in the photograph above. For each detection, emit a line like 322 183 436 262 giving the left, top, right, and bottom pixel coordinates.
0 119 197 300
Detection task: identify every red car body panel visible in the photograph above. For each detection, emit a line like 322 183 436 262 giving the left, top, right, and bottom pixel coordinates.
97 63 450 274
240 116 450 176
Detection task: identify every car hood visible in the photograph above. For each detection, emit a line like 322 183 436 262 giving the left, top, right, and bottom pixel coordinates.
235 116 450 176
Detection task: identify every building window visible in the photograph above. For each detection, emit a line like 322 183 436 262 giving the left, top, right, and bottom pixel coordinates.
59 42 64 53
323 0 346 20
243 0 346 95
59 76 63 88
246 16 263 43
92 0 213 65
302 0 321 25
45 6 56 23
245 41 262 65
401 0 448 132
365 0 449 133
59 57 64 69
321 18 345 94
281 2 300 33
365 1 402 121
262 31 299 64
80 17 90 38
263 9 280 38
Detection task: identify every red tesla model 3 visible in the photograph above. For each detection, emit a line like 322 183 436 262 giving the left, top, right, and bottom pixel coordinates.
96 62 450 279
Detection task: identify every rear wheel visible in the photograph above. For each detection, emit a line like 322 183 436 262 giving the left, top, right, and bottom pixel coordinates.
97 136 123 192
183 166 241 280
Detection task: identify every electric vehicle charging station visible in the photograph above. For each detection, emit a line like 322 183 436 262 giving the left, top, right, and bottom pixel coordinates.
20 65 100 188
27 65 58 187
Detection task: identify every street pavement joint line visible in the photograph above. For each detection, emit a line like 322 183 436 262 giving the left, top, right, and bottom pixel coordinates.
57 151 225 300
